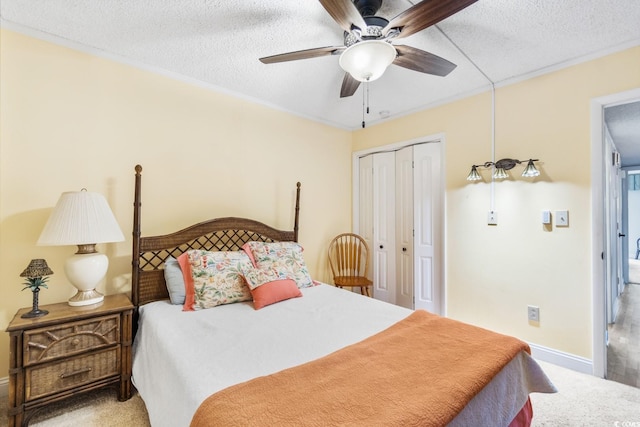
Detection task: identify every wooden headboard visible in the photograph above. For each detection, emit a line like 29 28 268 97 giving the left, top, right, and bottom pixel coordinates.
131 164 301 310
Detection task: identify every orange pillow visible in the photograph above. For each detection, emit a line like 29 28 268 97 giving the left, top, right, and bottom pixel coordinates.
250 279 302 310
241 266 302 310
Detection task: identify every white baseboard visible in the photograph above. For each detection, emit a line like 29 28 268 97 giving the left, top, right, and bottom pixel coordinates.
529 342 594 375
0 376 8 398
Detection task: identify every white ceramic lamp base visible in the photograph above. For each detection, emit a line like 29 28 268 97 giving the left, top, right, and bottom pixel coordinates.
64 252 108 306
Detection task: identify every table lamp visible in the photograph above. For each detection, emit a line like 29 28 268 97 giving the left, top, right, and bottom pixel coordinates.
37 189 124 306
20 259 54 318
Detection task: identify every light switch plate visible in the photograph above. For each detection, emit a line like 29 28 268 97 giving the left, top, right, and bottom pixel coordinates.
556 210 569 226
542 210 551 224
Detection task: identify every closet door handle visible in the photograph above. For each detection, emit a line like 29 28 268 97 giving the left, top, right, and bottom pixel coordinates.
402 247 407 252
619 233 626 237
379 245 384 249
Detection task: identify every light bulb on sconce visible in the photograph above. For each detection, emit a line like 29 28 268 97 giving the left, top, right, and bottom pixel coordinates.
493 167 509 180
521 159 541 177
466 165 482 181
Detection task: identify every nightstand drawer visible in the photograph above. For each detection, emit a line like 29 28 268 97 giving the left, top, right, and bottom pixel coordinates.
25 347 119 401
24 314 120 365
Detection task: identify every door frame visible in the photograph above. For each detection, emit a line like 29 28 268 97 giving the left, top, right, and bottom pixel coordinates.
591 88 640 378
603 130 623 325
352 132 446 314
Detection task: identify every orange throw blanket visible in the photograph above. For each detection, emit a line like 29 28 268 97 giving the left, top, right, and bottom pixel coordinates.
191 310 529 427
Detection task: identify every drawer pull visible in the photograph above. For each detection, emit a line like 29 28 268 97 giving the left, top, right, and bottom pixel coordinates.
71 338 80 346
60 367 92 379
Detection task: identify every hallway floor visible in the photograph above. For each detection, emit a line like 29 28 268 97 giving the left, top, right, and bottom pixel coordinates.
607 275 640 388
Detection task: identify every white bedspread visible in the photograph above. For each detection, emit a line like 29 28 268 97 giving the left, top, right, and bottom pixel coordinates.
132 284 555 427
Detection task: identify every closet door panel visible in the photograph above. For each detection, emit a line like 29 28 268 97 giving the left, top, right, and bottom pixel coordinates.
396 146 414 309
358 154 374 280
372 152 396 303
413 143 442 314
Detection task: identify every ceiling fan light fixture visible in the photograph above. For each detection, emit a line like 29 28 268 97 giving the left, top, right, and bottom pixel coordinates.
339 40 396 82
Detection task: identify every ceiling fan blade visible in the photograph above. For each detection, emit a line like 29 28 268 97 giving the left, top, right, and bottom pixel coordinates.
340 72 361 98
319 0 368 33
260 46 345 64
383 0 478 39
393 45 457 76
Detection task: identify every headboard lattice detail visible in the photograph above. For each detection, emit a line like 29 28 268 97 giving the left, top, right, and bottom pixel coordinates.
138 230 278 271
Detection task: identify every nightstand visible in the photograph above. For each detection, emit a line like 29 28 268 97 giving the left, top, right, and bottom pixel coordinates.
5 293 134 427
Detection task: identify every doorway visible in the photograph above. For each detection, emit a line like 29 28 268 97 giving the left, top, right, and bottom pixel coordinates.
591 88 640 379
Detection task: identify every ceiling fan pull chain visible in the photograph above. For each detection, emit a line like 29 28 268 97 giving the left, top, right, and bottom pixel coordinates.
366 82 370 115
362 82 366 128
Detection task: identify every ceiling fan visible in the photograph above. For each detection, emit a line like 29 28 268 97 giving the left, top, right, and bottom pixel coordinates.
259 0 478 98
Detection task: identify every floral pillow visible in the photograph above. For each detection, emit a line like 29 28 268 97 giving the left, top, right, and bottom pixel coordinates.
240 266 302 310
242 241 314 288
177 250 253 311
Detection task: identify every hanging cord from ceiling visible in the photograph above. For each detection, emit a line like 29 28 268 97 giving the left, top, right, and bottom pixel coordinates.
434 24 497 211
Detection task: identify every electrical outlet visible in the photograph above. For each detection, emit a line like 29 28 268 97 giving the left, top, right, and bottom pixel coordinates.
527 305 540 322
487 211 498 226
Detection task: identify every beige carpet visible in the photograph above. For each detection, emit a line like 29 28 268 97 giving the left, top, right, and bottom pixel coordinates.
0 389 150 427
1 360 639 426
531 361 640 426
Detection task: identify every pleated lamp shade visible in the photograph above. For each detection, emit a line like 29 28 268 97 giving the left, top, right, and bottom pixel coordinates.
37 190 124 246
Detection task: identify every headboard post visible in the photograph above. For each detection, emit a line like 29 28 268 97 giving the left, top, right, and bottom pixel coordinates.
294 182 301 242
132 165 143 307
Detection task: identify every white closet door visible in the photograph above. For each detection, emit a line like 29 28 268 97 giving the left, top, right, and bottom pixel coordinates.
395 146 414 309
413 142 443 314
372 152 396 303
358 154 374 281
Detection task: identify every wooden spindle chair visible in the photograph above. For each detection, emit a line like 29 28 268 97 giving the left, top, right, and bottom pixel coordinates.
328 233 373 297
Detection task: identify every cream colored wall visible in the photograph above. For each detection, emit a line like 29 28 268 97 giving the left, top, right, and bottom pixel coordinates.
353 46 640 359
2 27 639 378
0 30 352 375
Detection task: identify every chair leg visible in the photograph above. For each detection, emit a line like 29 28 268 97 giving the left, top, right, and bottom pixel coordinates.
636 249 639 260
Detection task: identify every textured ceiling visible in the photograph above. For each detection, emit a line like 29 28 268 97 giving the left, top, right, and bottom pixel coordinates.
1 0 639 136
606 102 640 168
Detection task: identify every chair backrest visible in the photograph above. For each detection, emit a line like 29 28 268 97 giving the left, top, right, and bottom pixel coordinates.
328 233 370 278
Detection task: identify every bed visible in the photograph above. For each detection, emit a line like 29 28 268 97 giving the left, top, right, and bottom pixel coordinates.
129 165 556 426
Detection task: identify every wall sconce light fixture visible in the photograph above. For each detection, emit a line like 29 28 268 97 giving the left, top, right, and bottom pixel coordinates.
467 158 540 181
